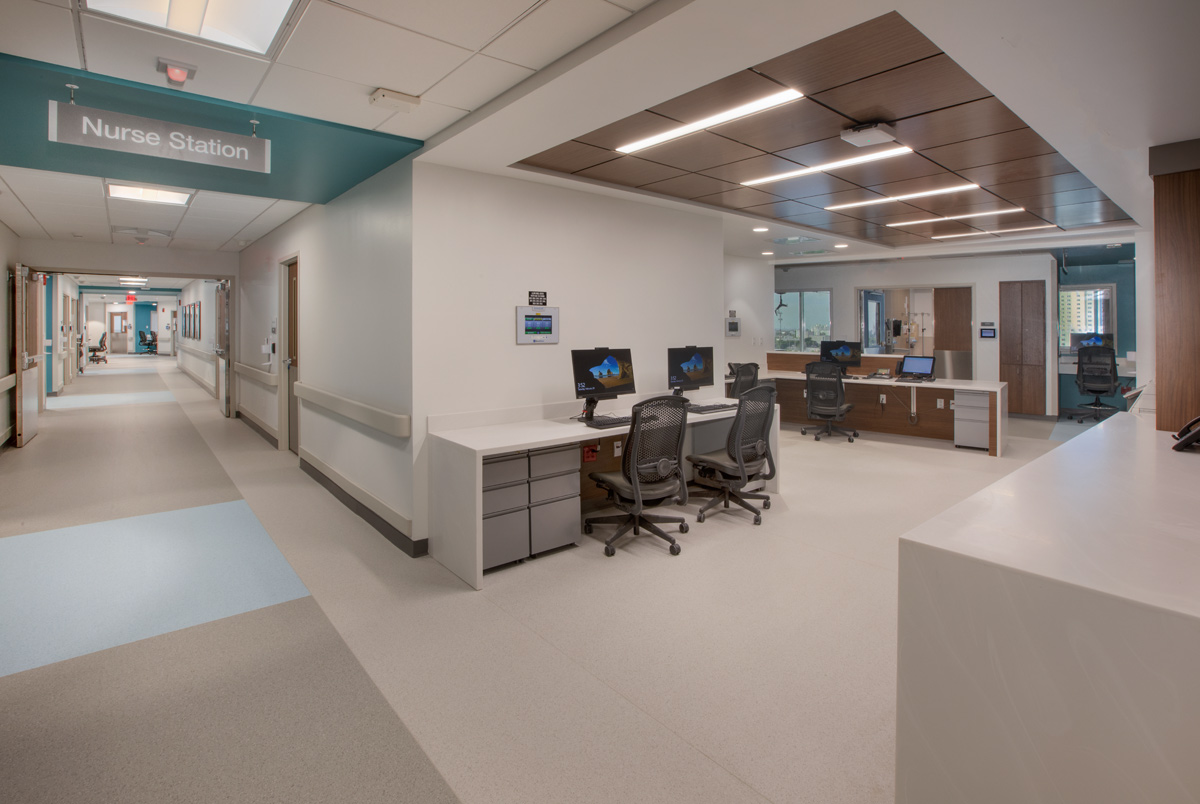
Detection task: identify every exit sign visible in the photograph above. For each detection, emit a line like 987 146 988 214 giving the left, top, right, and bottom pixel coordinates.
126 294 137 302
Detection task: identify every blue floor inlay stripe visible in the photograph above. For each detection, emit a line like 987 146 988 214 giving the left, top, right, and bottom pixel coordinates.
0 501 309 677
46 390 176 410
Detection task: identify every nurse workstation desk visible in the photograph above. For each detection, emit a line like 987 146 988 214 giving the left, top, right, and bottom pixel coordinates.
759 353 1008 457
428 402 780 590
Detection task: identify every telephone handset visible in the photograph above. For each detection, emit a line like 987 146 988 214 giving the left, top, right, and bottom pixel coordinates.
1172 415 1200 452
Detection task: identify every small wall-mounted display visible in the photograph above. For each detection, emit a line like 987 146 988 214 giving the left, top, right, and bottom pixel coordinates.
980 327 996 339
725 317 741 337
516 305 559 344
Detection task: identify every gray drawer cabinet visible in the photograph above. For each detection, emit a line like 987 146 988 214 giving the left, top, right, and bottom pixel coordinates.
953 391 990 450
481 445 581 570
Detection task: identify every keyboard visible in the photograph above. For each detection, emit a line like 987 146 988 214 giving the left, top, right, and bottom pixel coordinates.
895 377 928 383
687 403 737 414
585 415 632 429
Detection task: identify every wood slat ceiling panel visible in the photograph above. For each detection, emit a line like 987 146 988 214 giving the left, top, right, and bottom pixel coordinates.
891 97 1026 151
757 172 860 201
824 152 945 186
1041 200 1131 228
903 188 998 215
774 136 887 167
741 200 825 219
983 171 1094 200
919 127 1056 171
693 187 786 209
752 11 941 96
574 110 677 150
885 219 982 236
908 197 1030 218
698 154 804 183
632 131 765 172
873 232 936 246
819 220 895 238
707 99 853 153
648 70 784 124
520 140 616 173
639 173 741 199
957 152 1077 187
776 210 859 228
849 205 943 224
800 188 890 209
1010 187 1108 214
811 54 991 124
573 156 686 186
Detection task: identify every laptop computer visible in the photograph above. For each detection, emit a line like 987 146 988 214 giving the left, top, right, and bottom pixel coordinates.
897 355 936 382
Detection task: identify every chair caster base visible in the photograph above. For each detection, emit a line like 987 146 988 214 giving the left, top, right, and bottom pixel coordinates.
753 515 761 525
679 523 689 534
604 545 615 557
697 512 705 523
762 500 771 509
669 543 681 555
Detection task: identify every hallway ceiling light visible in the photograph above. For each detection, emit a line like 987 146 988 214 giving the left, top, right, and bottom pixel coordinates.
120 277 148 282
742 145 913 187
931 224 1059 240
886 208 1026 227
825 183 979 211
834 244 849 248
753 227 769 232
86 0 294 54
617 89 803 154
107 184 192 205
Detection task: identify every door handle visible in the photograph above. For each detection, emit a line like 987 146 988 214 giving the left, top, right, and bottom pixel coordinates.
283 358 293 368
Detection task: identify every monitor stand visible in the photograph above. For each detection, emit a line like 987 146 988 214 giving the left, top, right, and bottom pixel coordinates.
583 397 599 421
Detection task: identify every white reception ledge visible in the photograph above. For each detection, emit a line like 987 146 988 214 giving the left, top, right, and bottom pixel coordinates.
897 411 1200 803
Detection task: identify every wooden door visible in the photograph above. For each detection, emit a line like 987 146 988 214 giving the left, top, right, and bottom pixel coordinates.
287 261 299 454
999 280 1046 414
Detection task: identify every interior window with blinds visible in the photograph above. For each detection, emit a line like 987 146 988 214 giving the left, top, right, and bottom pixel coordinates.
1058 285 1116 353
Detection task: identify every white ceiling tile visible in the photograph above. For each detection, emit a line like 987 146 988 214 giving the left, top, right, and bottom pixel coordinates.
0 167 106 202
278 2 471 96
332 0 538 51
422 54 535 112
184 190 275 220
166 239 223 251
80 15 270 103
605 0 656 11
112 233 170 248
0 185 50 238
482 0 630 70
374 101 469 140
106 198 189 229
230 199 311 243
252 64 395 129
0 0 81 68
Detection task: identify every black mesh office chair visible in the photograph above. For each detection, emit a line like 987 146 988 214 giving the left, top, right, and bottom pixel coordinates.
584 395 690 556
687 384 777 525
88 332 107 364
802 361 857 442
728 363 758 397
1072 345 1119 421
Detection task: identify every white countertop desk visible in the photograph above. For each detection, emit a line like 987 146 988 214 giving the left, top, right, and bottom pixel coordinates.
897 411 1200 802
429 401 780 589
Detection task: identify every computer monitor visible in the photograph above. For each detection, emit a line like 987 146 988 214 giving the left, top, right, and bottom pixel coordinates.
571 348 636 420
1070 332 1114 353
667 346 714 394
819 340 862 368
899 355 936 378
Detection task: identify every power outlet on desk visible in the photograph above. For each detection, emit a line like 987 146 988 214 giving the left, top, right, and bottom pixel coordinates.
582 444 599 462
937 398 944 409
880 394 887 405
614 440 622 457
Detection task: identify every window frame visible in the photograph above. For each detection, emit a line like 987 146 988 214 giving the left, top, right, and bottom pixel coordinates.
1057 282 1117 355
773 288 832 352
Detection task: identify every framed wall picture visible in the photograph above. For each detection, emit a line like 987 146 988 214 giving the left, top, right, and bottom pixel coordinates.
196 301 201 340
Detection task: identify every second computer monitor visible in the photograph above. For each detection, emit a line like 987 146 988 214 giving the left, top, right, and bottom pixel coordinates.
820 340 862 368
1070 332 1114 353
571 348 637 399
667 346 714 391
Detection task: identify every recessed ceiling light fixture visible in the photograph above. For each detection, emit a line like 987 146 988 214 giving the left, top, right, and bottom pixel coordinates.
753 227 769 232
886 208 1026 227
931 224 1059 240
834 244 849 249
616 89 802 154
762 251 775 256
825 183 979 211
119 277 148 283
742 146 913 187
89 0 293 54
107 184 192 206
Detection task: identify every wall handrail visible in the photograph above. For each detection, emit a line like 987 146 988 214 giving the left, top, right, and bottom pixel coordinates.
293 382 410 438
0 372 14 393
234 361 279 387
178 343 216 361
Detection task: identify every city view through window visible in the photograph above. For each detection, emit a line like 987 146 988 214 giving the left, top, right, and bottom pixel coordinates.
1058 286 1115 351
774 290 831 351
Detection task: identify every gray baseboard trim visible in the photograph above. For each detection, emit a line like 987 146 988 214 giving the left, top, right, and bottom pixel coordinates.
299 453 425 558
236 409 278 448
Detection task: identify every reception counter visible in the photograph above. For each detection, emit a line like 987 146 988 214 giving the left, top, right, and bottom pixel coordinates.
896 412 1200 803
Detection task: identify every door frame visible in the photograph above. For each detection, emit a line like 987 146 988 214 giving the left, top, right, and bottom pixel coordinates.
277 254 300 453
12 264 42 447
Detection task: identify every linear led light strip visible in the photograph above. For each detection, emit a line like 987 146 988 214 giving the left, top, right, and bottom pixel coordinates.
742 145 914 186
824 183 980 211
932 224 1060 240
886 208 1026 227
616 89 802 154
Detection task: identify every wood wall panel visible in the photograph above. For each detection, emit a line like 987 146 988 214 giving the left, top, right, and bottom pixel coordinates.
1154 169 1200 431
773 378 955 440
999 280 1047 415
766 352 903 374
1020 281 1045 366
933 287 972 351
998 282 1023 366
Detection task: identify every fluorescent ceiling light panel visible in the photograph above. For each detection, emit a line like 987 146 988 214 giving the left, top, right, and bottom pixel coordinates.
107 184 192 206
616 89 802 154
825 183 980 211
742 146 913 186
87 0 294 53
119 277 148 282
886 208 1026 227
931 224 1059 240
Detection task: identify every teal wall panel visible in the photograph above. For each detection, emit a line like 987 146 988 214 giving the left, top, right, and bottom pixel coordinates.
134 302 153 352
0 54 422 205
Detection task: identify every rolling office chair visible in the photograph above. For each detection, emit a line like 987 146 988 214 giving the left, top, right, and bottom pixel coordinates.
137 330 159 355
686 384 777 525
1071 345 1120 421
88 332 107 364
802 361 857 442
583 395 690 556
728 362 759 398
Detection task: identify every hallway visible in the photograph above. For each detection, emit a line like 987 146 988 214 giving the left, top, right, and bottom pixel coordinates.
1 358 1065 804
